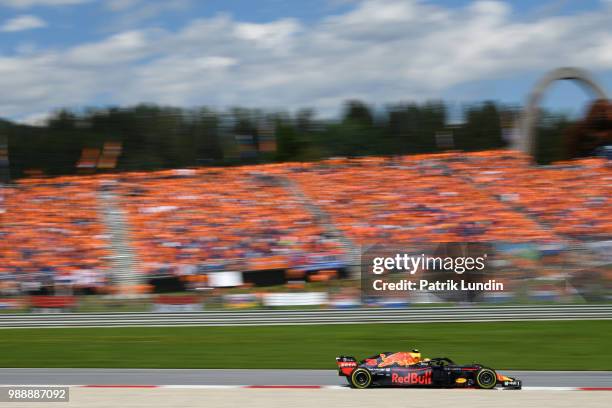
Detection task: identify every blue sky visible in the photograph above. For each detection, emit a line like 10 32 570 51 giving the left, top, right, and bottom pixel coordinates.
0 0 611 123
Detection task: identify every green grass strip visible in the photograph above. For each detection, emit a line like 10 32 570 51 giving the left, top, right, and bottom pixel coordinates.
0 320 610 370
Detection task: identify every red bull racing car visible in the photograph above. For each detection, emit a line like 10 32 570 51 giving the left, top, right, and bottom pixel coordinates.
336 350 521 389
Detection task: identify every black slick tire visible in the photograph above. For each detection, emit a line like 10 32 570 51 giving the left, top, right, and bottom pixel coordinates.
350 368 372 389
475 368 497 389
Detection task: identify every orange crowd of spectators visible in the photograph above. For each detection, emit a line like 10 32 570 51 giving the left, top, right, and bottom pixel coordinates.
0 177 110 293
113 168 345 276
444 151 612 239
286 153 560 245
1 149 609 291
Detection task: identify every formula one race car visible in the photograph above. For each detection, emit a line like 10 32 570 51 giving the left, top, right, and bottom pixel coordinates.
336 350 521 389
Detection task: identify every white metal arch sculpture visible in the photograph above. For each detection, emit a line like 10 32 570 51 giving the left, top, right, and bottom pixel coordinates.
515 67 608 156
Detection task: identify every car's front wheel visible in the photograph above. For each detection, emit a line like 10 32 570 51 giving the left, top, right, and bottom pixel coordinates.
475 368 497 389
350 368 373 389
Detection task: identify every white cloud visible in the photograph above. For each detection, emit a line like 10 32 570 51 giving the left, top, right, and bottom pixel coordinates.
67 30 150 65
0 0 90 7
1 14 46 31
233 19 301 49
104 0 192 30
2 0 612 121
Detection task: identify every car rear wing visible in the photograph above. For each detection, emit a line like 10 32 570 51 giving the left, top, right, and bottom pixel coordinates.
336 356 358 376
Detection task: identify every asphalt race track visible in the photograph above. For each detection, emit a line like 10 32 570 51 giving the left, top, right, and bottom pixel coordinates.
0 370 610 408
0 369 611 387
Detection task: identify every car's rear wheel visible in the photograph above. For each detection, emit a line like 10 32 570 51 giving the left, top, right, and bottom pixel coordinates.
350 368 372 389
475 368 497 389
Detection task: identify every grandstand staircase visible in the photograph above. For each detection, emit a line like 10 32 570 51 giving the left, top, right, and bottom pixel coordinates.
278 176 362 278
98 186 142 287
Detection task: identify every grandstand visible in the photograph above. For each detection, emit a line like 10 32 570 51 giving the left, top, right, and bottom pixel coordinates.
286 152 558 244
114 167 346 280
1 149 610 298
1 177 111 295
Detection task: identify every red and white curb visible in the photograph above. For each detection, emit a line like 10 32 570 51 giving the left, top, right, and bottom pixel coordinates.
3 385 611 391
